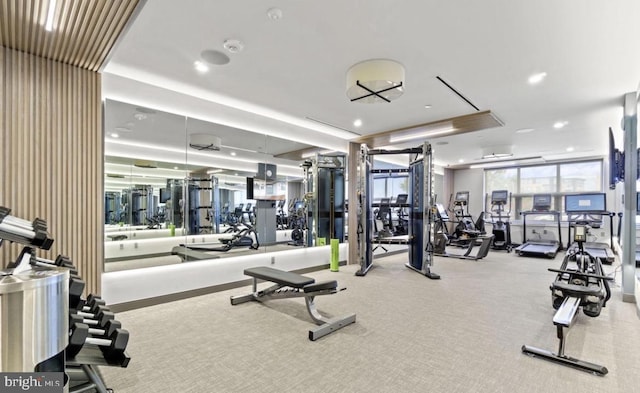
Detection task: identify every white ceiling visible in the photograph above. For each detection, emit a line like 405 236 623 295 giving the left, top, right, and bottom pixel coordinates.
103 0 640 170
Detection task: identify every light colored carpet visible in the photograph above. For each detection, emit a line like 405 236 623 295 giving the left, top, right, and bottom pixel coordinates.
100 251 640 393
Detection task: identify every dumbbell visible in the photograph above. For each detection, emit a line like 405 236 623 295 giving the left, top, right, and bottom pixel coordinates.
70 309 115 328
67 323 129 360
32 255 78 275
69 315 122 338
78 296 106 313
73 304 110 320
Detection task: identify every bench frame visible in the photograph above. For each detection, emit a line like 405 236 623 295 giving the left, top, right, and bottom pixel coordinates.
231 267 356 341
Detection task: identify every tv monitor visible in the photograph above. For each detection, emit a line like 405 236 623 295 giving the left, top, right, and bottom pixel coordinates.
159 187 171 203
491 190 508 204
532 194 552 211
609 127 624 190
564 193 606 213
454 191 469 203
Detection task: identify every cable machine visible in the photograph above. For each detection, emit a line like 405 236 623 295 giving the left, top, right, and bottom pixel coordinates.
356 142 439 279
185 176 220 235
303 154 346 247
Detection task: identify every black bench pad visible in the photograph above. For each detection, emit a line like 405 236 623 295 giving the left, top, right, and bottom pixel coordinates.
304 281 337 293
552 281 602 297
244 266 315 288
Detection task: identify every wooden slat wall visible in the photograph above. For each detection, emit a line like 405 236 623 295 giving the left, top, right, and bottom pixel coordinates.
0 0 140 72
0 46 103 295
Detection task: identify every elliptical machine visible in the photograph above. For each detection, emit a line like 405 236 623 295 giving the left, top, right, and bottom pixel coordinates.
487 190 513 252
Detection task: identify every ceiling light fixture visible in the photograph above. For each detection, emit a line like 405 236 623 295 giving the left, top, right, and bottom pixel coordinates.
353 119 363 127
223 39 244 53
346 59 405 103
389 128 455 143
553 121 568 129
566 146 575 152
424 104 432 109
201 50 230 65
173 166 179 170
194 61 209 73
230 151 237 156
189 133 221 151
133 113 147 121
110 133 119 138
45 0 56 31
458 159 464 163
528 72 547 85
266 7 283 20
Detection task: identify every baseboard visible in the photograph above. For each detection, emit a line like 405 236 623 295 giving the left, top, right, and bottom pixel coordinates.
108 260 347 312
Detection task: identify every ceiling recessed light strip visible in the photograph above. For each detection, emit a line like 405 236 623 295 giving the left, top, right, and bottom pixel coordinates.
389 128 455 143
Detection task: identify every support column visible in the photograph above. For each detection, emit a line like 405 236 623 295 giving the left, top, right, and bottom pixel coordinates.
622 92 638 303
348 142 360 265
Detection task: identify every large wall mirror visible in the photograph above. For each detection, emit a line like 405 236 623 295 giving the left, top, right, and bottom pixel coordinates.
103 99 313 272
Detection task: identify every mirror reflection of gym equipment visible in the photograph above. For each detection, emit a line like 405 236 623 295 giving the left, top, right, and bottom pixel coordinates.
514 194 563 258
302 154 346 247
356 142 439 279
186 176 220 235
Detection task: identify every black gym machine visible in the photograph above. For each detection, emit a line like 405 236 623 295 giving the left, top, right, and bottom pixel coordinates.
355 142 439 279
522 224 613 376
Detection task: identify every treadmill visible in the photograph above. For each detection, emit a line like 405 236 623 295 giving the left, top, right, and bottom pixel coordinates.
565 193 616 264
515 194 562 258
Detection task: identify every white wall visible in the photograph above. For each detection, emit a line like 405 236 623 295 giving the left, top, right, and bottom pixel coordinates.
452 168 485 218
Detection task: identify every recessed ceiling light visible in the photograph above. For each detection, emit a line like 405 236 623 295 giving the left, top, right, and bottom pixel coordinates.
267 7 283 20
173 166 179 170
194 61 209 73
110 133 119 138
230 151 237 156
553 121 568 129
458 159 464 163
353 119 362 127
424 104 432 109
528 72 547 84
201 49 230 65
133 113 147 121
515 128 534 134
566 146 574 152
223 39 244 54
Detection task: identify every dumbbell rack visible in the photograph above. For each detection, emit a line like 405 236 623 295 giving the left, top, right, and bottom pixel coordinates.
1 207 131 393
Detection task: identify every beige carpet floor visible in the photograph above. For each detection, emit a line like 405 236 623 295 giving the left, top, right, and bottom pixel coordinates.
100 250 640 392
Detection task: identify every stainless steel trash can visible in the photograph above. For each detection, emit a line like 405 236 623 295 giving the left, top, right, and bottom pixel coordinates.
0 266 69 372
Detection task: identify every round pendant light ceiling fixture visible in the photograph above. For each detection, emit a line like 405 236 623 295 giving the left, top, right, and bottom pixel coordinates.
346 59 405 104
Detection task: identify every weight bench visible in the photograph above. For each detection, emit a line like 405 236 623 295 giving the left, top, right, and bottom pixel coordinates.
230 266 356 341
